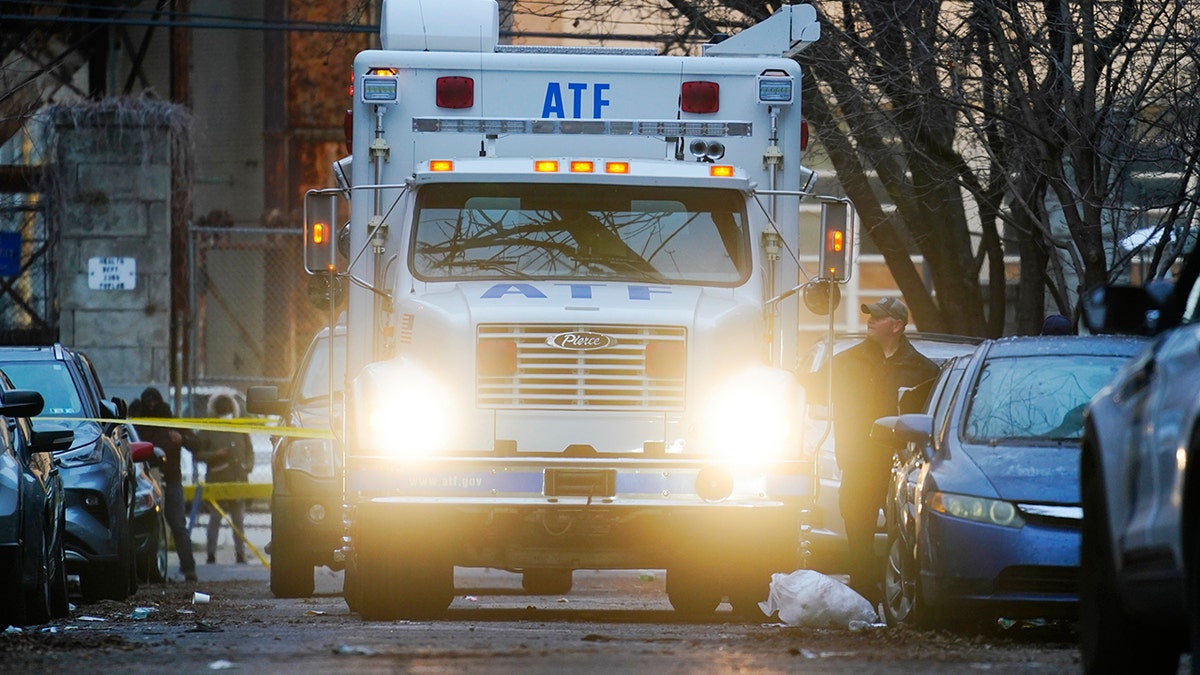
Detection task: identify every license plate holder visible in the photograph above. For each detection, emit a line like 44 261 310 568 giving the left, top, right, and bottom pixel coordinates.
543 468 616 498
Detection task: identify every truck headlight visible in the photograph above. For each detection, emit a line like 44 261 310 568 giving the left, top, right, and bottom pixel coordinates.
355 360 454 457
699 367 799 460
285 439 336 478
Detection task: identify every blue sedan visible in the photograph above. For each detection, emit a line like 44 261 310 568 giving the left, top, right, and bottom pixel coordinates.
877 335 1145 629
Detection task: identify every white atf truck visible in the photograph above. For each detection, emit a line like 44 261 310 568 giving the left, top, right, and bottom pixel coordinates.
301 0 843 619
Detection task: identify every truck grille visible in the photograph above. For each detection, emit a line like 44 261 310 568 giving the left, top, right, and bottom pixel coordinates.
477 324 686 410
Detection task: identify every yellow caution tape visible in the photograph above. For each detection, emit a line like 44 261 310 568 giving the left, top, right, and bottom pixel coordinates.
38 416 335 440
184 482 273 501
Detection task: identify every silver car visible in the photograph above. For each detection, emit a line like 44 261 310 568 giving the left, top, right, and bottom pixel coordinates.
1080 258 1200 672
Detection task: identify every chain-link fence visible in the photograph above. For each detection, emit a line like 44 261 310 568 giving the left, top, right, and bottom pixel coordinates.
0 193 56 344
185 223 329 533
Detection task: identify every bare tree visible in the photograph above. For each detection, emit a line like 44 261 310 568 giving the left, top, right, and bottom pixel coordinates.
515 0 1200 335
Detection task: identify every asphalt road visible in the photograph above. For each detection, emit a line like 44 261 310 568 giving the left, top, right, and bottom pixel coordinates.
0 534 1091 674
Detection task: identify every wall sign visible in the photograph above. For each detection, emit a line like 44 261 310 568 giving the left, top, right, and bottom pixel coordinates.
88 256 137 290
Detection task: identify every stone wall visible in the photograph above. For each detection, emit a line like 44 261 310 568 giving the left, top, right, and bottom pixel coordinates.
45 101 190 396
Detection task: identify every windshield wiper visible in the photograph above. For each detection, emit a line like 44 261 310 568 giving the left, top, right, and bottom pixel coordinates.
573 253 664 282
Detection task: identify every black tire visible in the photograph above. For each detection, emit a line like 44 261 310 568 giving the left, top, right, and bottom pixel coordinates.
126 502 139 596
666 566 721 616
521 568 572 595
882 532 917 626
138 512 169 583
82 501 135 602
48 514 69 619
351 513 454 620
270 544 316 599
726 572 772 620
270 502 316 598
1 563 27 628
22 527 52 626
1080 452 1180 673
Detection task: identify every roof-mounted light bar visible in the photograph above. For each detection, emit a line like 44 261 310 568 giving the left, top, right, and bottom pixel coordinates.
413 117 752 138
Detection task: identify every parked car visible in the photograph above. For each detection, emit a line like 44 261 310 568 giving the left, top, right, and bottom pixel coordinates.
796 332 982 572
1078 248 1200 671
125 424 168 583
0 379 74 628
247 324 345 598
875 335 1145 630
0 345 140 601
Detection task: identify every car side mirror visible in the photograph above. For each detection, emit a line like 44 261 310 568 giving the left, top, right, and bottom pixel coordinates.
31 428 74 453
111 397 128 419
873 413 933 445
130 440 157 463
246 386 289 416
0 389 44 418
1081 285 1161 335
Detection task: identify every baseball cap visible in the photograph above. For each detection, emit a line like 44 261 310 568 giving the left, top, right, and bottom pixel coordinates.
861 297 908 322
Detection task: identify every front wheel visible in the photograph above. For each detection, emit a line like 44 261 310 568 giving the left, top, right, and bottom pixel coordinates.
138 512 169 583
882 532 918 626
270 543 316 598
82 502 135 602
666 566 720 616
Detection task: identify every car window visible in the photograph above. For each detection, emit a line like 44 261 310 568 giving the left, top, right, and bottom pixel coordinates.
0 362 86 425
933 361 967 448
964 354 1126 442
296 333 346 402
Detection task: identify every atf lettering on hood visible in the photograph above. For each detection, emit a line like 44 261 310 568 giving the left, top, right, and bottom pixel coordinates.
545 331 616 351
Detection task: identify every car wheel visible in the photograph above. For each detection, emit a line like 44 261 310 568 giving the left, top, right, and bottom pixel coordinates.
81 500 136 602
22 526 52 626
521 568 572 595
882 532 917 626
270 543 316 598
666 566 721 616
1 561 28 628
48 516 69 619
125 502 139 595
351 511 453 620
1079 452 1180 673
139 512 169 583
270 503 316 598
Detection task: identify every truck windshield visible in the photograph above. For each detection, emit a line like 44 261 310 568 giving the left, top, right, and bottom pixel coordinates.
411 183 749 285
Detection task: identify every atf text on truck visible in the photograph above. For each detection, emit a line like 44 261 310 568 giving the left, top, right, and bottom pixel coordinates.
305 0 837 619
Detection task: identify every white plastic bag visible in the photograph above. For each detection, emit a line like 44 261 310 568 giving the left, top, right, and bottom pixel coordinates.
758 569 879 628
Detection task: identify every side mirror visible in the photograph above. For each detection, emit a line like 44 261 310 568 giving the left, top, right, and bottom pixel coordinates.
1081 285 1161 335
0 389 44 418
872 413 933 445
31 428 74 454
130 440 157 463
111 397 128 419
304 190 344 275
246 386 289 417
802 280 841 316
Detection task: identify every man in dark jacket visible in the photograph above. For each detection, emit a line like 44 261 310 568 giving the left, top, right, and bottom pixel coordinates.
133 387 198 582
812 297 938 606
193 394 254 564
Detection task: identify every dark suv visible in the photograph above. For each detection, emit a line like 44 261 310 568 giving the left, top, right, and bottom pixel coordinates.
247 324 345 598
0 345 139 601
0 378 74 628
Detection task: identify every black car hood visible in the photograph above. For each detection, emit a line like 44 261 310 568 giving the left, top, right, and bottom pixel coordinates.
957 443 1079 504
